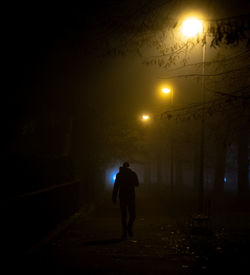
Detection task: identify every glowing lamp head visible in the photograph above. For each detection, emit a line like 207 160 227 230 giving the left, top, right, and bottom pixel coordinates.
181 18 203 37
142 114 150 121
162 88 171 94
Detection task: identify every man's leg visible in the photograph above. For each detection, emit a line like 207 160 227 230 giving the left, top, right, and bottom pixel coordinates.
127 199 136 237
120 200 127 239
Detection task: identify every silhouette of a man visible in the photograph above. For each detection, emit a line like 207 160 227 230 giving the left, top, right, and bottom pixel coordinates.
112 162 139 239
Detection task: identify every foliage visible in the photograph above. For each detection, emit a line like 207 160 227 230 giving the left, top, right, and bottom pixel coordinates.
207 14 250 48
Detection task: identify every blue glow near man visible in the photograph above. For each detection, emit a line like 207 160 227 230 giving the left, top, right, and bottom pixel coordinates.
112 162 139 239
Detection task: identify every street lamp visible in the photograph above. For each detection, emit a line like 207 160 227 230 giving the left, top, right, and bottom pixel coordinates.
161 87 173 105
140 113 151 188
181 18 203 37
141 114 150 121
181 17 206 213
160 86 174 192
162 88 171 94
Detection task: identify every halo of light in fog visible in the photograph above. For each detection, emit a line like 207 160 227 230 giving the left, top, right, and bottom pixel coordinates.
181 18 203 37
156 83 173 100
109 170 117 184
112 173 117 182
105 168 119 187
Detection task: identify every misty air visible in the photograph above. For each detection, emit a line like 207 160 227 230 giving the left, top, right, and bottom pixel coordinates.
2 1 250 274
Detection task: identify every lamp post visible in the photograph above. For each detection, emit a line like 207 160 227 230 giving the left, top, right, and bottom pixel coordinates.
161 87 174 192
140 113 151 189
181 17 205 213
200 41 206 213
161 87 173 105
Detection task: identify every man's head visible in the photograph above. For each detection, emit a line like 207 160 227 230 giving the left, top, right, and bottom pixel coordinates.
123 162 129 168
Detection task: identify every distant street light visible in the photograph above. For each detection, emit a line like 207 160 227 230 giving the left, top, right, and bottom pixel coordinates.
161 87 173 105
162 88 171 94
181 16 206 213
141 114 150 121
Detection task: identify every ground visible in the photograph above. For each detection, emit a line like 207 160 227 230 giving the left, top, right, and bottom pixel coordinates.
9 187 250 274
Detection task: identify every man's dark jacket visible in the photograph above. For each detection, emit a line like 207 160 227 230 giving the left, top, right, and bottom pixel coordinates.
112 167 139 201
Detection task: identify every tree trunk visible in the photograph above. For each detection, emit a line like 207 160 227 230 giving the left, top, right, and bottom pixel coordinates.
175 147 183 189
214 140 227 196
144 162 151 189
237 130 249 196
193 143 200 196
156 153 163 185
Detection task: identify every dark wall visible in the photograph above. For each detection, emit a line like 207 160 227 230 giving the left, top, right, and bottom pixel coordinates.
2 180 83 253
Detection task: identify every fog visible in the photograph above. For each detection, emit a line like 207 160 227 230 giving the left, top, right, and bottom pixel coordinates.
2 1 250 271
